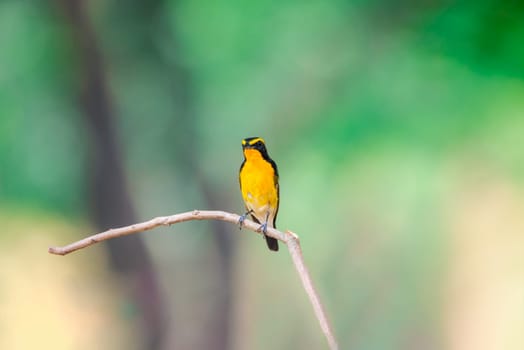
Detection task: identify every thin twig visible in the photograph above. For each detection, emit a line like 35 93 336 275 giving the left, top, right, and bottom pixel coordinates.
48 210 339 349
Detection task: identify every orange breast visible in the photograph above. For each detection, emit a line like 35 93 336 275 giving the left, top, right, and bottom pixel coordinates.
239 149 278 223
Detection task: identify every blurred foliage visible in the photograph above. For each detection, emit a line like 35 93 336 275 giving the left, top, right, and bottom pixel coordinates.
0 1 84 214
1 0 523 349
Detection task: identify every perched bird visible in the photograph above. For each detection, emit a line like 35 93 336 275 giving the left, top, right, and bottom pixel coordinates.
238 137 280 251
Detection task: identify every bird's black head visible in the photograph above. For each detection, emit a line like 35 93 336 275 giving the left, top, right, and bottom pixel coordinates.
242 137 267 153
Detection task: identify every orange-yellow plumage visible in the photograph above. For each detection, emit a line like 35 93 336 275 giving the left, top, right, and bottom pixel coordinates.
239 137 280 251
240 149 279 219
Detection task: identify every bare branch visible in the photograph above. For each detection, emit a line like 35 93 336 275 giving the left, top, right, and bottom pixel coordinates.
48 210 339 350
286 231 338 350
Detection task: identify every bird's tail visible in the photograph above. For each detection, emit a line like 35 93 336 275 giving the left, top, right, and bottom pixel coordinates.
265 236 279 251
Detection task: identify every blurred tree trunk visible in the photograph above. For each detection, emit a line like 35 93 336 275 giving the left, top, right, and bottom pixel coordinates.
56 1 167 348
170 66 236 350
113 1 236 349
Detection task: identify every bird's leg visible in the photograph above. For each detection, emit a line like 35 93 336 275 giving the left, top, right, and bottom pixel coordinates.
258 211 270 235
238 209 253 229
258 222 268 234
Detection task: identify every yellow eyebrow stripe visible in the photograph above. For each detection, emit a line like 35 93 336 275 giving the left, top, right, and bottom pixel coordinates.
244 137 265 146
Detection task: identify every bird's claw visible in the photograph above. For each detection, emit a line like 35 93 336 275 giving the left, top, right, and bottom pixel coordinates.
257 222 268 234
238 214 246 230
238 210 253 230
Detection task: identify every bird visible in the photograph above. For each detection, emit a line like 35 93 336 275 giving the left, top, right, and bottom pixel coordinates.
238 137 280 251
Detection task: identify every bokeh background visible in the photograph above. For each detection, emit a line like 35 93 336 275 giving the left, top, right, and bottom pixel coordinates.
1 0 524 349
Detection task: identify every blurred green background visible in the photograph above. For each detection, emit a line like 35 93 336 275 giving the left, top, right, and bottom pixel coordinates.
1 0 524 349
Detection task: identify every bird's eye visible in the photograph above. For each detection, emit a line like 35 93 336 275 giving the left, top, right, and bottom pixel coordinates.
256 141 262 147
